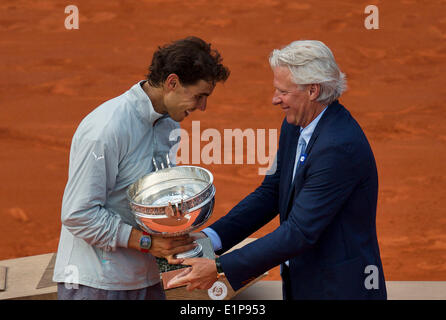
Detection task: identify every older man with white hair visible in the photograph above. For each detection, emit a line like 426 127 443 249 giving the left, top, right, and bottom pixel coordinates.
169 40 387 300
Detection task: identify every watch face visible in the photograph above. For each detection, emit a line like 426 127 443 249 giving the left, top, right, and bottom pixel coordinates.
140 236 151 249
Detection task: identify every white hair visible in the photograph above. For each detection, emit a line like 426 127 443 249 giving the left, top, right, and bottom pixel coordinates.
269 40 347 106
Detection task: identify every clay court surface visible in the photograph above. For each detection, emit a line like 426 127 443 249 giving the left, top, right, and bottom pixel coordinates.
1 0 445 282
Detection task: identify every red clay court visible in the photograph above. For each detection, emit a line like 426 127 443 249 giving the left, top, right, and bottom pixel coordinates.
0 0 445 283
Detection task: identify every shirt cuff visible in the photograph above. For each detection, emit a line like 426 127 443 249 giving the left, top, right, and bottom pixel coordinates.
202 227 222 252
116 222 133 248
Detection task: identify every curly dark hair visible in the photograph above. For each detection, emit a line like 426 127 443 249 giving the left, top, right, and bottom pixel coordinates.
146 36 230 87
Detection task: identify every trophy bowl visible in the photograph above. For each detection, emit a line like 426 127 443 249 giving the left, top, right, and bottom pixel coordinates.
127 165 215 259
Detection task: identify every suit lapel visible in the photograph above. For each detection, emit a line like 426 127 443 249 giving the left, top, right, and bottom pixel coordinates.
280 126 300 223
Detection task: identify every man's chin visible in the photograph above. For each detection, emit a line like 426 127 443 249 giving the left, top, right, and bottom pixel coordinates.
285 115 296 125
172 113 187 122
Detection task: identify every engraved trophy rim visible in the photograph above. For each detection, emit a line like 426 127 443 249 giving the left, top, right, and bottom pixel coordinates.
127 165 216 240
127 165 214 213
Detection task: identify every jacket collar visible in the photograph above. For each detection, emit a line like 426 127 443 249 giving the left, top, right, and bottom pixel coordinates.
128 80 165 125
302 100 341 157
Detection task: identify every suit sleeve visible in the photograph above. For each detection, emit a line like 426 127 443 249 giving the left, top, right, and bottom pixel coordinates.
220 143 362 291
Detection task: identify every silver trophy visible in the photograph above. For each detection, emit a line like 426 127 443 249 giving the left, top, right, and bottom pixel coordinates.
127 155 215 259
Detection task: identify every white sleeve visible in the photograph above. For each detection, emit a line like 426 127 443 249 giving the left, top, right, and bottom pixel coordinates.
202 227 223 251
61 138 130 251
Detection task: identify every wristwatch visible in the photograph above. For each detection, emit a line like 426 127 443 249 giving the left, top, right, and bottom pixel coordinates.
215 257 224 274
139 231 152 253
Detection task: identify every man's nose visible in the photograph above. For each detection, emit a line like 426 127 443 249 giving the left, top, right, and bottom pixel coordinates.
272 94 281 105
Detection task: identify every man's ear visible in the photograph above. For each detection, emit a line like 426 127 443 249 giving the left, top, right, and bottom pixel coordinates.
165 73 180 91
308 83 321 101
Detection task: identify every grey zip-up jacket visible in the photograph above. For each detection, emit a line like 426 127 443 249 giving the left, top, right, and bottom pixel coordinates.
53 81 180 290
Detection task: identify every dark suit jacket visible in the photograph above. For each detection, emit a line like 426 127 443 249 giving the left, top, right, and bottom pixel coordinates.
210 100 387 299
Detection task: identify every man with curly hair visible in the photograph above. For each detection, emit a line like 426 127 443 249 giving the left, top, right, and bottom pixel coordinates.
53 36 230 300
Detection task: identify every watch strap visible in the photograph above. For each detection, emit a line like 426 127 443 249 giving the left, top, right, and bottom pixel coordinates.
215 257 224 274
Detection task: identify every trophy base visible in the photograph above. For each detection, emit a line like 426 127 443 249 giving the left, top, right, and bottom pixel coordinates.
157 237 215 289
174 242 203 259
